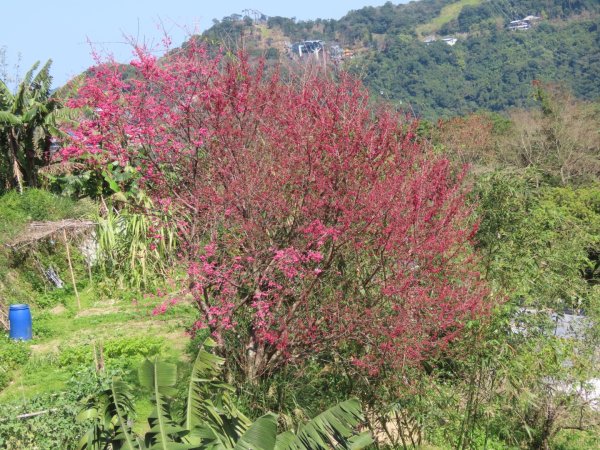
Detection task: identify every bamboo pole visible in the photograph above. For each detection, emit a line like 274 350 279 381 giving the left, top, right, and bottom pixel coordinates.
16 408 58 420
87 261 93 285
63 228 81 310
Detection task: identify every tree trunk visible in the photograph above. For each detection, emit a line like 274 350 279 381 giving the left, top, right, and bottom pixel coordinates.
8 130 23 193
532 408 555 450
24 144 38 187
244 336 266 384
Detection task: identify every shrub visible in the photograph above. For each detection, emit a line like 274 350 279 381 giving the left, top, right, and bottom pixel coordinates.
58 336 165 369
63 42 490 382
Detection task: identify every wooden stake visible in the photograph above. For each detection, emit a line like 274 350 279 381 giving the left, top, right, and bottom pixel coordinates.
87 261 93 285
63 228 81 310
17 408 58 420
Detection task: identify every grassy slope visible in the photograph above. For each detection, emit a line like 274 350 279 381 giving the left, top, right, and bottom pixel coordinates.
416 0 483 36
0 190 95 306
0 283 197 435
0 284 196 396
0 190 197 436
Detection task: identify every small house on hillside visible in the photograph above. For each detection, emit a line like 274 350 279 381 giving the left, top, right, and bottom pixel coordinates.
291 40 324 57
508 15 541 30
442 37 458 46
508 20 530 30
423 35 458 46
523 15 542 23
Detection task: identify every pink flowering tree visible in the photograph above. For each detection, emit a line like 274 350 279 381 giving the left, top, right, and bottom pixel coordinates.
63 42 488 381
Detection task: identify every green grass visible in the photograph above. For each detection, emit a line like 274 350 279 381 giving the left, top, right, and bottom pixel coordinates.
0 189 197 409
3 363 72 403
0 283 198 403
553 429 600 450
0 190 202 446
0 188 96 308
416 0 483 36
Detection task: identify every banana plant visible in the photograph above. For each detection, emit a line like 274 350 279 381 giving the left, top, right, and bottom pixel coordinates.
77 377 142 450
139 358 191 449
0 60 61 192
77 338 372 450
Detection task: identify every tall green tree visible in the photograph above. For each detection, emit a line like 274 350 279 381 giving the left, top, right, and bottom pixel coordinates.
0 60 60 192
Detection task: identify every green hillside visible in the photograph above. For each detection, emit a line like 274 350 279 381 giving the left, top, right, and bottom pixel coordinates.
203 0 600 117
415 0 484 36
355 17 600 117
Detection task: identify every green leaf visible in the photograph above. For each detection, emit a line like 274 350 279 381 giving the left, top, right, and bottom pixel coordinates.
282 399 370 450
274 431 297 450
110 378 140 450
185 338 226 429
0 111 21 125
139 357 189 450
76 408 98 422
347 432 373 450
103 169 122 194
234 413 278 450
139 358 177 390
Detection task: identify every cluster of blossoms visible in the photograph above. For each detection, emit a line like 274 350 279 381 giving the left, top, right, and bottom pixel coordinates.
62 41 489 378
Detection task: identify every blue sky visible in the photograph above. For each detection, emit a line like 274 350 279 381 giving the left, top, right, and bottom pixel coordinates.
0 0 404 88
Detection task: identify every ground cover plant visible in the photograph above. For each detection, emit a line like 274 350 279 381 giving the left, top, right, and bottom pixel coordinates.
0 282 198 449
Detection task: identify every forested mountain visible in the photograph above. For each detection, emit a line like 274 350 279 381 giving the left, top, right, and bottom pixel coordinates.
356 18 600 116
203 0 600 117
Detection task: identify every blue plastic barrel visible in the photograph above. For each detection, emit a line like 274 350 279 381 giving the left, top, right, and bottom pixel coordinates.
8 304 32 340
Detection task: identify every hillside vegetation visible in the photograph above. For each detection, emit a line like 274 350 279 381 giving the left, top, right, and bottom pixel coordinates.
355 17 600 116
415 0 484 36
203 0 600 117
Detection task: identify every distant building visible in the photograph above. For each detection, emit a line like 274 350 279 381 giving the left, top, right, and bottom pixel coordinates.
441 36 458 46
291 40 324 57
508 19 530 30
523 15 542 23
423 35 457 46
508 15 541 30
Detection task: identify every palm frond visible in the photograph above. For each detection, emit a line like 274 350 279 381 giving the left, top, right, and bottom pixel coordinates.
22 60 40 88
185 338 252 448
50 105 83 125
12 61 40 114
185 337 227 429
76 377 140 450
32 59 53 98
110 378 141 450
0 79 13 109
